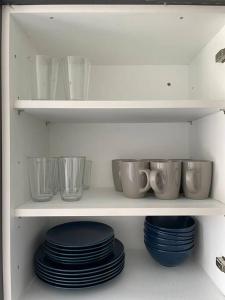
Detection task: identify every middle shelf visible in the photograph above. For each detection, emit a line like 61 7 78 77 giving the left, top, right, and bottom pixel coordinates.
14 100 225 123
15 188 225 217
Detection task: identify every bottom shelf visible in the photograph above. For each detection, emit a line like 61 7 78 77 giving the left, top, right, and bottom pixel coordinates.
21 249 224 300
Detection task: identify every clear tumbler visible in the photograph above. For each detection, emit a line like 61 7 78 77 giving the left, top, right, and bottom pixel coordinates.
28 157 54 201
58 157 86 201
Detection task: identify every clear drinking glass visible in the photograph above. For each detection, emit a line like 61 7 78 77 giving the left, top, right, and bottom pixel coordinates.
83 160 92 190
58 157 86 201
62 56 90 100
28 157 54 201
35 55 60 100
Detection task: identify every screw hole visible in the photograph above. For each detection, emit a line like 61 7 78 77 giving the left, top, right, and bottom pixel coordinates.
14 54 17 59
179 16 184 20
17 265 20 271
167 82 172 87
49 16 54 20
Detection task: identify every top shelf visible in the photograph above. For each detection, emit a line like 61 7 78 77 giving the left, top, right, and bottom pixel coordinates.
14 100 225 123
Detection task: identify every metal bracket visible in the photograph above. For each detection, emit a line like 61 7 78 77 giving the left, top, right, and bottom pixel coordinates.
216 257 225 273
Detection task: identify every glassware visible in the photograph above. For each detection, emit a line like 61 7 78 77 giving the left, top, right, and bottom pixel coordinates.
62 56 90 100
35 55 60 100
28 157 54 202
58 157 86 201
83 160 92 190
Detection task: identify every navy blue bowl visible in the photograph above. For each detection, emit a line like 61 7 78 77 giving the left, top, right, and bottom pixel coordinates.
145 242 193 267
144 236 194 252
145 223 195 238
145 216 195 233
145 232 194 246
144 227 194 242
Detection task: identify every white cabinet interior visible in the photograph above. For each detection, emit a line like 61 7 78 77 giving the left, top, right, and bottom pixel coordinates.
2 5 225 300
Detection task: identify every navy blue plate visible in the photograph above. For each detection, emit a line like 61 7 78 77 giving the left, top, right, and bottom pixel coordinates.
44 249 113 265
35 268 123 290
35 255 125 278
45 237 114 253
145 216 195 233
46 221 114 248
35 261 125 284
43 242 113 259
35 239 124 273
144 224 195 238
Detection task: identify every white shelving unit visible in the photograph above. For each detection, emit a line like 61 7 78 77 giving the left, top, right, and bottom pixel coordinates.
15 188 225 217
15 100 225 122
20 250 225 300
3 5 225 300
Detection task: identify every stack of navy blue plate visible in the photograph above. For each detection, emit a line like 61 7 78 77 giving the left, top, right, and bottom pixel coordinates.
144 216 195 267
34 221 125 289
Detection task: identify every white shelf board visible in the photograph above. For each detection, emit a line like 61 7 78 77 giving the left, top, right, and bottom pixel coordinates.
15 188 225 217
14 100 225 123
19 249 224 300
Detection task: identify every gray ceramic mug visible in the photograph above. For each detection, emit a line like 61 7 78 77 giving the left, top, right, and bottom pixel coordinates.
112 159 133 192
182 160 212 199
150 160 181 200
120 160 151 198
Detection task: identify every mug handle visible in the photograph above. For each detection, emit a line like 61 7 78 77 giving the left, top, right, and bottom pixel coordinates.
150 170 163 194
186 169 198 193
139 169 151 193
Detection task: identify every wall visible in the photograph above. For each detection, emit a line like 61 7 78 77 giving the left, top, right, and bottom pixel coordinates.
189 25 225 101
190 112 225 295
89 65 189 100
49 122 190 188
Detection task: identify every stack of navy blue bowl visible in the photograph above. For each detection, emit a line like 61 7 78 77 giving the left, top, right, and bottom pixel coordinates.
144 216 196 267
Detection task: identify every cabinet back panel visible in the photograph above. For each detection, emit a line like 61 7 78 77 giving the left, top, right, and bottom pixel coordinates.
49 122 190 187
89 65 189 100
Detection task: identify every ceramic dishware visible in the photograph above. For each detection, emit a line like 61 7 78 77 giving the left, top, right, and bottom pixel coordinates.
120 160 151 198
112 159 133 192
150 160 181 200
182 160 212 199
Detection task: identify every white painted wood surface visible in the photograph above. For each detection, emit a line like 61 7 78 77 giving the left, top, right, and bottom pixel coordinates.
49 122 190 188
14 100 225 122
3 5 225 300
190 112 225 295
12 6 225 65
19 249 225 300
15 188 225 217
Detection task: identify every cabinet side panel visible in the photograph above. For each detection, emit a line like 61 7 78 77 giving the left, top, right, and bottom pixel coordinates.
190 112 225 295
9 16 50 300
189 24 225 100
